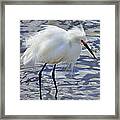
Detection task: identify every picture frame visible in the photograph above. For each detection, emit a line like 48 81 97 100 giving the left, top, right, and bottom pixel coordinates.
0 0 119 119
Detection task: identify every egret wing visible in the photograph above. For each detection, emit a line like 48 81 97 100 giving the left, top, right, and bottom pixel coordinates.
26 25 67 47
21 25 68 65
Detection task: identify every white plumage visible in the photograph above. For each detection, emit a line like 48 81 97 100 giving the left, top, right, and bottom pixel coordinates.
21 25 87 69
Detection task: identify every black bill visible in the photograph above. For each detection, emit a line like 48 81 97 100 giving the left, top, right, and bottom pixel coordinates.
81 40 97 59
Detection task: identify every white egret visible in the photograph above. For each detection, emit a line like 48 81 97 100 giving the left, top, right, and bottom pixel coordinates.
21 25 96 100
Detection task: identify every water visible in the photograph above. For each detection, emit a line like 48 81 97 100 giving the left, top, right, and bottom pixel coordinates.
20 20 100 100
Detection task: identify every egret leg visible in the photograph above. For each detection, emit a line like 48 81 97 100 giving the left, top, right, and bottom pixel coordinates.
38 63 47 100
64 63 71 71
52 64 58 100
70 63 74 74
69 63 74 78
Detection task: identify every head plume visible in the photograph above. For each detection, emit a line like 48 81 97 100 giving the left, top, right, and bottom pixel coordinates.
68 24 86 41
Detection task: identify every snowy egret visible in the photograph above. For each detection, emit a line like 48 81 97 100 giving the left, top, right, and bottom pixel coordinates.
21 25 96 100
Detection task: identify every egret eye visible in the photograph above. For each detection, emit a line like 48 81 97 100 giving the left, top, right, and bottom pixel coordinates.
81 39 84 43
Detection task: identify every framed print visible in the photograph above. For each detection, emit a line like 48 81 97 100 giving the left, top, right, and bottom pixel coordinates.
0 0 119 119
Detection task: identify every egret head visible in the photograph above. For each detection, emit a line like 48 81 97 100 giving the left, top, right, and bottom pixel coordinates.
68 25 97 59
68 25 86 43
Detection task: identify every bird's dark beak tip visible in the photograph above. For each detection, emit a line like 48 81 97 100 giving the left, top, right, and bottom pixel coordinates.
94 56 97 59
81 40 97 60
94 57 97 60
94 56 98 61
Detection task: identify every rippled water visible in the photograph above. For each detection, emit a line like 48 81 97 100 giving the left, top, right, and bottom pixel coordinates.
20 20 100 100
